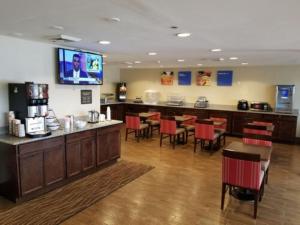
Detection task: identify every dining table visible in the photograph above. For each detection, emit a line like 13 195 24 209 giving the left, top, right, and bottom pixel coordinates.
139 112 159 122
224 141 272 200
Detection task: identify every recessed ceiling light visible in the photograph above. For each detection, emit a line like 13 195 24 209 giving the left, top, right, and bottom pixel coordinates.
127 65 133 68
176 33 191 38
50 25 64 30
211 48 222 52
157 60 161 64
229 57 239 60
111 17 121 22
148 52 157 56
125 62 133 65
197 63 203 66
99 40 111 45
134 61 141 64
219 57 225 61
177 59 185 62
241 62 249 65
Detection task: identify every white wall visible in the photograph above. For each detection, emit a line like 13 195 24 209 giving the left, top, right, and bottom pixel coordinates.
0 35 118 128
121 66 300 136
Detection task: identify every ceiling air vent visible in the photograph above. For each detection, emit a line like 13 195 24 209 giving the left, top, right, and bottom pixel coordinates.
51 34 82 43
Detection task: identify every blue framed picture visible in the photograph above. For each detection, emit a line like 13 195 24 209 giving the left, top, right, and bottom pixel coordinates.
178 71 192 85
217 71 233 86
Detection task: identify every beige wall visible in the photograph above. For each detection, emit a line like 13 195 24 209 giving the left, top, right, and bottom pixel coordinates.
100 65 120 94
0 35 118 128
121 66 300 136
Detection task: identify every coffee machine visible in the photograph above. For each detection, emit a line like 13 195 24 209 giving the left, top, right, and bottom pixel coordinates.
9 82 51 137
116 82 127 102
275 85 295 113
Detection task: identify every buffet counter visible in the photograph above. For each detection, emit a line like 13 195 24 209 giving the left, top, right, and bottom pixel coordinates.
0 120 123 202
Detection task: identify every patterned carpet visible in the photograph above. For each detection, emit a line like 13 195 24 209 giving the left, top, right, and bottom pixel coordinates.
0 160 154 225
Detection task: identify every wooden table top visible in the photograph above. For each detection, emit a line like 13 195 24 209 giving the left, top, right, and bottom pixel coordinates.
203 119 225 126
224 141 272 161
174 116 193 122
139 112 159 118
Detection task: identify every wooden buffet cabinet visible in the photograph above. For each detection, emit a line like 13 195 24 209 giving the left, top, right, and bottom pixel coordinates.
0 123 122 202
101 103 298 143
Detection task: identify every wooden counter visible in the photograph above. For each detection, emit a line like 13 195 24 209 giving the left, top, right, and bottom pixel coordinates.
0 121 123 202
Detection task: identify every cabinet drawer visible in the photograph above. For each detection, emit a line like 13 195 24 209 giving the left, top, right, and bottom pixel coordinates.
19 137 64 156
66 130 96 143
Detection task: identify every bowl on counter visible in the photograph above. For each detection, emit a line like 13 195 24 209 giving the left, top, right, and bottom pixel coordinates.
45 116 56 124
75 120 87 129
47 122 60 131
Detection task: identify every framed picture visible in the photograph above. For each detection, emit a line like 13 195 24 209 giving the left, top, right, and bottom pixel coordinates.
178 71 192 85
196 71 212 86
161 71 174 85
217 70 233 86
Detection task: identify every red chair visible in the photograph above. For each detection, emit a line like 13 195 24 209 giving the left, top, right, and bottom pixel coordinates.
243 124 273 184
181 114 197 143
125 112 149 142
146 111 161 137
160 116 185 149
194 120 221 152
221 149 265 219
210 117 227 145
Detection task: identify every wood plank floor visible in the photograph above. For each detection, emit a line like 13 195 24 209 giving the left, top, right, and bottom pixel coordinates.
2 128 300 225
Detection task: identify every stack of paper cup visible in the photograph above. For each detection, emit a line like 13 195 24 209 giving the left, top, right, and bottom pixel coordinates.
13 119 21 136
18 124 25 137
8 111 15 135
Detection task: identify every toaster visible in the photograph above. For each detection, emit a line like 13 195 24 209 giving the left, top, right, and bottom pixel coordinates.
237 100 249 110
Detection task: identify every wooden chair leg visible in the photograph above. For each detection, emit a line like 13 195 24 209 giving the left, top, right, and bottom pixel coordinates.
223 134 226 146
185 131 188 144
194 138 197 152
150 126 153 137
169 135 172 143
265 168 269 184
137 130 140 143
173 135 176 149
160 133 163 147
210 140 214 151
254 191 259 219
221 183 226 210
125 128 128 141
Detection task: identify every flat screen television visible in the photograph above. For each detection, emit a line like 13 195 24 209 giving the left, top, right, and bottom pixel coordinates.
58 48 103 85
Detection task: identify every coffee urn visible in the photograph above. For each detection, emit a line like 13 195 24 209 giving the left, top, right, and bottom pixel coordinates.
116 82 127 102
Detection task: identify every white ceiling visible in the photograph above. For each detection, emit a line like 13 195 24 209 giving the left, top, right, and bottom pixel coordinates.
1 0 300 68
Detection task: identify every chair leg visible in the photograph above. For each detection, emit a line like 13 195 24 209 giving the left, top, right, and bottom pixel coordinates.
125 128 128 141
194 138 197 152
160 133 163 147
254 191 259 219
223 134 226 146
150 126 153 137
265 168 269 184
221 183 226 210
173 135 176 149
210 140 214 151
137 130 140 143
185 131 188 144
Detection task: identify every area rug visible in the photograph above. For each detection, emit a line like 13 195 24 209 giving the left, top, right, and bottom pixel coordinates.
0 160 154 225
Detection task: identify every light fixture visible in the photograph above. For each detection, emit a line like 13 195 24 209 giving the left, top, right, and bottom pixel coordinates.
241 62 249 65
127 65 133 68
99 40 111 45
148 52 157 56
50 25 64 30
125 62 133 65
211 48 222 52
111 17 121 22
177 59 185 62
197 63 203 66
229 57 239 60
176 33 191 38
56 34 82 42
157 60 161 64
134 61 141 64
219 57 225 61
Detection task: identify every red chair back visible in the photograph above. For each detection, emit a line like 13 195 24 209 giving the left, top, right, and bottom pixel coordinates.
210 117 227 131
195 120 215 140
160 116 176 135
243 124 272 147
126 113 141 129
222 150 262 190
182 114 197 126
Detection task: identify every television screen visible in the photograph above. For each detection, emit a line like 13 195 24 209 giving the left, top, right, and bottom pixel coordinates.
58 48 103 85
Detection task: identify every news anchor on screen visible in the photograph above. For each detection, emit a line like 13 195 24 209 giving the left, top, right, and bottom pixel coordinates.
65 54 89 82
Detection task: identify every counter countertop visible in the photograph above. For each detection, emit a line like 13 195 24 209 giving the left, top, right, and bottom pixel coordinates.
0 120 123 146
101 100 299 117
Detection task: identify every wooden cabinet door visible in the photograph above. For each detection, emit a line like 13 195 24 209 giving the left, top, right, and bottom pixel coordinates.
66 141 81 177
81 137 96 171
19 151 44 196
109 129 121 160
97 130 110 166
44 144 65 186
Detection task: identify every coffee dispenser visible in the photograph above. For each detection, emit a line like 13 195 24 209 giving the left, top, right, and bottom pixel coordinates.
116 82 127 102
275 85 295 113
9 82 50 137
